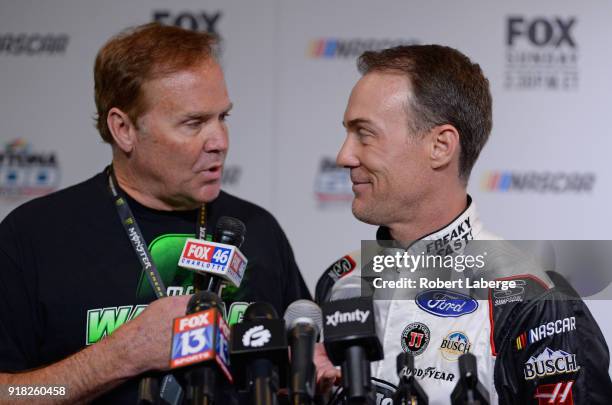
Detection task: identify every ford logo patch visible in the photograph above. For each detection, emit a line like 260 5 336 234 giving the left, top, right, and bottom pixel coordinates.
415 289 478 318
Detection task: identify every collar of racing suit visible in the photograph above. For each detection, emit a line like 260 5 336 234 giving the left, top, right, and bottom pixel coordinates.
374 195 483 254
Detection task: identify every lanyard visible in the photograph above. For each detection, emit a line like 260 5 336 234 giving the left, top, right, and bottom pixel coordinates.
106 166 206 299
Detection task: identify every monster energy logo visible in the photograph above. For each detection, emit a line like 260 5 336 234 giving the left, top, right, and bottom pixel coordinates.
128 226 151 269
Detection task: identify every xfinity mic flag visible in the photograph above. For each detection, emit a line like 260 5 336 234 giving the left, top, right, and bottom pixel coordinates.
178 238 247 288
322 296 382 403
170 308 232 382
322 297 382 365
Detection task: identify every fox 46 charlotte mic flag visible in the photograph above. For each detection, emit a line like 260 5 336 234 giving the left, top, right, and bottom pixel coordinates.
178 238 247 288
169 308 232 383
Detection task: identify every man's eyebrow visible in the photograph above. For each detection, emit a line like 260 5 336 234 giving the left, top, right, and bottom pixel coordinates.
343 118 373 129
181 103 233 121
222 103 234 113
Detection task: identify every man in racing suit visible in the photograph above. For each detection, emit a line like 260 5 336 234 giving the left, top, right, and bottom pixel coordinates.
313 44 612 404
316 198 612 404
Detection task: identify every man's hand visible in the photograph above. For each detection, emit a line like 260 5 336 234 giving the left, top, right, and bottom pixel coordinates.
314 342 341 394
0 294 192 404
110 294 192 374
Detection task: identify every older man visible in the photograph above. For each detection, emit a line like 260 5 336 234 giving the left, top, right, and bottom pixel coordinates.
315 45 612 404
0 23 309 403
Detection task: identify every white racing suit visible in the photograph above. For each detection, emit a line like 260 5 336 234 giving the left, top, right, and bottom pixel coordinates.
315 198 612 404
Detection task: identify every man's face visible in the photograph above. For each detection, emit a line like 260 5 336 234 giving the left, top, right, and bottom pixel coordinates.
130 60 231 208
337 71 432 226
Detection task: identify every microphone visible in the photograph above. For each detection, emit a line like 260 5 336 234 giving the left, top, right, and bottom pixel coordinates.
214 216 246 247
283 300 323 405
325 275 373 301
393 352 428 405
169 291 232 405
450 353 489 405
153 218 245 405
178 216 248 295
231 302 288 405
322 277 382 404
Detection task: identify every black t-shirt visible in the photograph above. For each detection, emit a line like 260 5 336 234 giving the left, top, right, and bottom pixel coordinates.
0 171 310 403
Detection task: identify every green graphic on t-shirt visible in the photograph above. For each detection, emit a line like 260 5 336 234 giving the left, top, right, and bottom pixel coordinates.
85 234 249 345
136 233 247 302
136 234 194 298
225 301 248 325
86 305 146 345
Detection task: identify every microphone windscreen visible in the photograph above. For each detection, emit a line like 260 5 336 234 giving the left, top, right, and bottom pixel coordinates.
330 276 373 301
283 299 323 336
459 352 478 381
214 216 246 247
396 351 415 375
244 301 278 320
186 291 223 314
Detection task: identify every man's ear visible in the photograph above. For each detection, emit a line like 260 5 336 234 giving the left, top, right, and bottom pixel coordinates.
429 124 460 170
107 107 138 153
